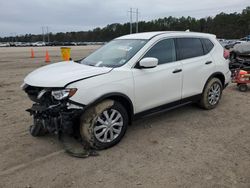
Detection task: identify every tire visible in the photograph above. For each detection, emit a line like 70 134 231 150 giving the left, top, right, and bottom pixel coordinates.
199 78 223 110
238 84 248 92
80 100 128 150
29 118 47 137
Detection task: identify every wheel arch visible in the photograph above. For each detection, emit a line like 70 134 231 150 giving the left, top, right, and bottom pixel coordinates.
203 72 225 91
85 92 134 125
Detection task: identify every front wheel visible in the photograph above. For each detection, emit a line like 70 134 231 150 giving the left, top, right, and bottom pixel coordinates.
80 100 128 150
199 78 223 110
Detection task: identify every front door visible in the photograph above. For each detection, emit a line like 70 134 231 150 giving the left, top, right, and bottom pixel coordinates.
132 38 182 113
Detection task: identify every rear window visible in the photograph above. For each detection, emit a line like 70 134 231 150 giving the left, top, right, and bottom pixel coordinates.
201 38 214 54
176 38 204 60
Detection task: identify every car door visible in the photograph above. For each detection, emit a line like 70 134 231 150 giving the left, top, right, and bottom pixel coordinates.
176 38 216 99
132 38 182 113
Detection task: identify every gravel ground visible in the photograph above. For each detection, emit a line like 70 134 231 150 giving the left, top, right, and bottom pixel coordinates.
0 46 249 188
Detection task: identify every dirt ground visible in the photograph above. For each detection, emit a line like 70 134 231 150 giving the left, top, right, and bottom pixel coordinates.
0 46 249 188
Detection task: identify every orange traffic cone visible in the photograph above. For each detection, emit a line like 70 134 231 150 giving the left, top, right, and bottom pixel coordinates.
45 50 50 63
30 48 35 58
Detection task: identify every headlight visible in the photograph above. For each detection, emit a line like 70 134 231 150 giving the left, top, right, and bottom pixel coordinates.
51 88 77 100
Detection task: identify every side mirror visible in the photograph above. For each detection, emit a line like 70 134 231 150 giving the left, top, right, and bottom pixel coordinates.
139 57 158 68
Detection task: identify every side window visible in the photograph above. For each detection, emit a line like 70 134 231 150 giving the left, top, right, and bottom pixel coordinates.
201 38 214 54
176 38 204 60
143 39 176 65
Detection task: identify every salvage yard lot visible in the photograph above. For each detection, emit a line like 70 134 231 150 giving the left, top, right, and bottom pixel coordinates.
0 46 249 188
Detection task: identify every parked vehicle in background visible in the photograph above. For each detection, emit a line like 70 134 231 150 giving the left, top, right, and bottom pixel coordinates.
0 42 10 47
62 42 77 46
229 42 250 71
22 31 231 150
238 37 249 42
14 42 23 47
46 41 78 46
77 42 87 46
45 41 63 46
25 42 32 47
225 40 241 50
218 39 228 47
32 41 46 46
14 42 31 47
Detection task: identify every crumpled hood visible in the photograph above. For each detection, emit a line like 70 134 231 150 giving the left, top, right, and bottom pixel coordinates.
24 61 112 87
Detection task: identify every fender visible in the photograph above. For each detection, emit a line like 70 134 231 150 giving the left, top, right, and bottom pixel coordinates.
202 72 225 92
76 92 134 124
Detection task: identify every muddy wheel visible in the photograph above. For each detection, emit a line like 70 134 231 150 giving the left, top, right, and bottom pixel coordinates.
29 118 47 137
80 100 128 150
199 78 222 110
238 84 248 92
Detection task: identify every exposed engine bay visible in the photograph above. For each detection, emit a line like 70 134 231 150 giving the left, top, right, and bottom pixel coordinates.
23 84 98 158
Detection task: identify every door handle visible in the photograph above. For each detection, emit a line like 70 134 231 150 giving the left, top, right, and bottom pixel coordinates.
172 69 182 73
205 61 212 65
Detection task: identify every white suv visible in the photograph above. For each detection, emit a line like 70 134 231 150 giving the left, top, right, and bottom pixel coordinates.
22 31 231 149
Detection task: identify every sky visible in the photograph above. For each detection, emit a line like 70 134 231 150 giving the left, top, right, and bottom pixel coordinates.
0 0 249 37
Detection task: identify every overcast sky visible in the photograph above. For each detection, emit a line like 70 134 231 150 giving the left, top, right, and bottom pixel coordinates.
0 0 249 37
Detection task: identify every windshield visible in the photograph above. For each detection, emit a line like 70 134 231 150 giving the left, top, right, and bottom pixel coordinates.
81 39 147 67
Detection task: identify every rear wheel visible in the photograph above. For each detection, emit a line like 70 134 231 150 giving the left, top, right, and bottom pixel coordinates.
199 78 223 110
80 100 128 150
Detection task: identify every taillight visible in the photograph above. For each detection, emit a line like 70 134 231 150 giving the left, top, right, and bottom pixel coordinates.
223 49 230 59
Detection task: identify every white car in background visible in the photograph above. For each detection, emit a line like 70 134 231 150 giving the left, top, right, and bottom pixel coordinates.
0 42 10 47
22 31 231 150
32 41 46 46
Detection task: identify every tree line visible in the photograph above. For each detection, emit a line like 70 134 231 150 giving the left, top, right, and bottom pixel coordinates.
1 6 249 43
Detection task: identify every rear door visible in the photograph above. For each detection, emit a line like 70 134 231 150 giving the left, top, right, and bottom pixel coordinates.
176 38 216 98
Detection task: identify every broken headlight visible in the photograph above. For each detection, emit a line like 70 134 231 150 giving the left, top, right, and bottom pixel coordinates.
51 88 77 100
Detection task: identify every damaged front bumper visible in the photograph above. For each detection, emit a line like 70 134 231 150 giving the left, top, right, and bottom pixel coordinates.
22 84 85 136
27 102 100 158
23 84 99 158
26 101 85 136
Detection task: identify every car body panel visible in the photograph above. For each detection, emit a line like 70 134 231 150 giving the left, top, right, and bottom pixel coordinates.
24 61 112 87
209 39 231 84
180 53 216 98
68 67 135 111
132 61 182 113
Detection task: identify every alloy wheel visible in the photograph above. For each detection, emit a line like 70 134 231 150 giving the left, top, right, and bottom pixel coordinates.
94 109 124 143
208 83 221 105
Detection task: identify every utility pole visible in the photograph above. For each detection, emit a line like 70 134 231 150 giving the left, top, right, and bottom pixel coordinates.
46 26 50 43
13 32 17 42
128 8 140 34
42 26 45 42
136 8 139 33
129 8 133 34
10 33 14 43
